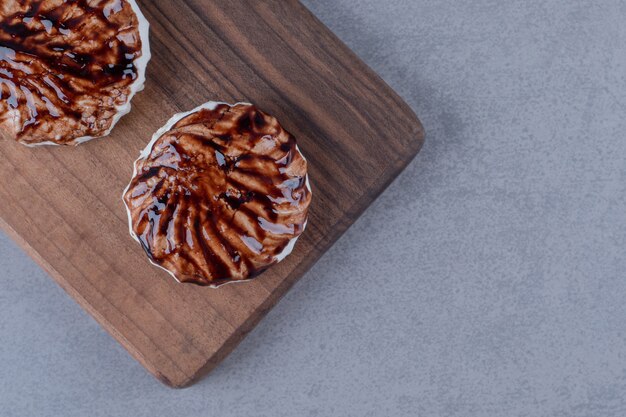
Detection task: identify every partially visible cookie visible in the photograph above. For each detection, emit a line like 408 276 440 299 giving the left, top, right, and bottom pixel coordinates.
0 0 150 146
123 102 312 287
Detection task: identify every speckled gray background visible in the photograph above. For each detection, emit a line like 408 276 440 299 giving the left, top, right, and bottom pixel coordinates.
2 0 626 416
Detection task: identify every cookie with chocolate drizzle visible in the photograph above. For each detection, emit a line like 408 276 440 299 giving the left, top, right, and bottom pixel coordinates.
123 102 312 287
0 0 150 146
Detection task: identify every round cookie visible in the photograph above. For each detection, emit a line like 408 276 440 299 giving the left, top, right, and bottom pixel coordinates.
123 102 312 287
0 0 150 145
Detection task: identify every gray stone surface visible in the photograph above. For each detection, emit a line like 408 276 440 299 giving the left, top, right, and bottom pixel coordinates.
2 0 626 415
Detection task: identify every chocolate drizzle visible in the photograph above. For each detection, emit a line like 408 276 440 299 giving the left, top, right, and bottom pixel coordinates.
124 103 311 287
0 0 146 145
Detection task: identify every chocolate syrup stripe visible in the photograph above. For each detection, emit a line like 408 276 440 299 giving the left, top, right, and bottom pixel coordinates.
199 206 246 279
176 198 213 280
157 193 177 238
169 203 207 282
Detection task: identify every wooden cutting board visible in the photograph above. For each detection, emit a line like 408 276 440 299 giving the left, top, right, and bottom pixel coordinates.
0 0 424 387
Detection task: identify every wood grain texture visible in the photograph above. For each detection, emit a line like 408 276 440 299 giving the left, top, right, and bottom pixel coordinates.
0 0 424 387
